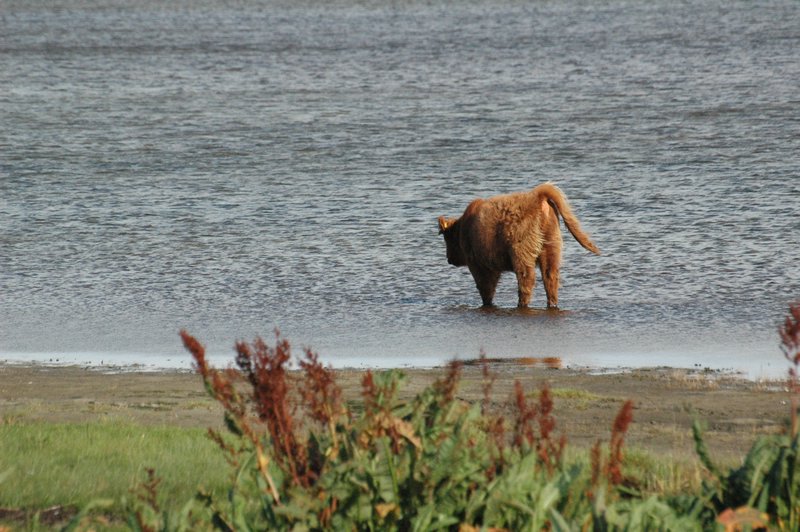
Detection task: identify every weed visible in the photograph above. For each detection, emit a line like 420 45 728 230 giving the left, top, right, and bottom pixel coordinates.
149 332 673 529
122 302 800 530
690 302 800 530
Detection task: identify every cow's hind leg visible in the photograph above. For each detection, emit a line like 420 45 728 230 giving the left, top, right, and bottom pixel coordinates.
470 267 501 307
514 264 536 308
539 245 561 308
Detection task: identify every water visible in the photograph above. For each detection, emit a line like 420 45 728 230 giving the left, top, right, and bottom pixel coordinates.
2 0 799 377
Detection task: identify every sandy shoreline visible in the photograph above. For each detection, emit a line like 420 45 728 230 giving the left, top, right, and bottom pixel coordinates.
0 361 791 459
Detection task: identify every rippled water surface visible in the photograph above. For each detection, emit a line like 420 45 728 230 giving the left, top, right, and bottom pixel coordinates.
2 0 799 376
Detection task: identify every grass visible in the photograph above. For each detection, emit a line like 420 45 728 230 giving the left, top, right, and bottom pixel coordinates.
548 386 621 410
0 396 769 531
622 447 713 496
554 444 718 499
0 423 688 530
0 420 228 519
0 407 722 530
2 301 798 529
165 319 800 530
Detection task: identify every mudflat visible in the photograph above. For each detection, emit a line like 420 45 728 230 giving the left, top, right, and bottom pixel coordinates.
0 362 790 459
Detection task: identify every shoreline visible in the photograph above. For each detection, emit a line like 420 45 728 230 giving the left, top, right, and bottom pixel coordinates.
0 361 791 459
0 349 786 380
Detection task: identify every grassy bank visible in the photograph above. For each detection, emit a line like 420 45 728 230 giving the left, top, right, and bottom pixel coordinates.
2 300 798 528
0 421 228 526
120 328 792 530
1 419 714 529
0 366 788 529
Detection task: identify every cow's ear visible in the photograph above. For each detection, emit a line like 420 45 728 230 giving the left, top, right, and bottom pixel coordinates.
438 216 452 234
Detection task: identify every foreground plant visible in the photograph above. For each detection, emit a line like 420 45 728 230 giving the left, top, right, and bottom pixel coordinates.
122 331 679 530
692 301 800 531
126 303 800 530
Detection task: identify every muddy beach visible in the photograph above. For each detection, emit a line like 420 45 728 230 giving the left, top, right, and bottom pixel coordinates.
1 361 791 461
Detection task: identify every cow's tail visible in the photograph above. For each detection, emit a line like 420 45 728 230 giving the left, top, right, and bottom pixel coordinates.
536 182 600 254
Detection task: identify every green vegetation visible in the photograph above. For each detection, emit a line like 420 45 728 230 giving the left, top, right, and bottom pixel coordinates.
3 303 799 530
0 421 228 525
1 419 712 530
0 424 713 529
118 304 797 530
548 387 620 410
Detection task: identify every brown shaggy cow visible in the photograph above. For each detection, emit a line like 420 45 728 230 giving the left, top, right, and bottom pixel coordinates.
438 182 599 308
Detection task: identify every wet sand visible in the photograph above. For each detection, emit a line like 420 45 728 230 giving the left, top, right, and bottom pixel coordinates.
0 362 791 459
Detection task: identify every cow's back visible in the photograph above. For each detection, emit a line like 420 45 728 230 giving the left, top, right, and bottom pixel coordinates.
458 191 559 272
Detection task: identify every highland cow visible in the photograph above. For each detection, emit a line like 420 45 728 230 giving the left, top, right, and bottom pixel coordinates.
438 182 599 308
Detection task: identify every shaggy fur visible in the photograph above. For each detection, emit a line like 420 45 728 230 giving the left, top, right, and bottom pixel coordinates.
438 182 599 308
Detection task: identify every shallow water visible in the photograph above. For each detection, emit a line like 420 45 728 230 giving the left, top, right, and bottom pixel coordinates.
2 0 799 377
